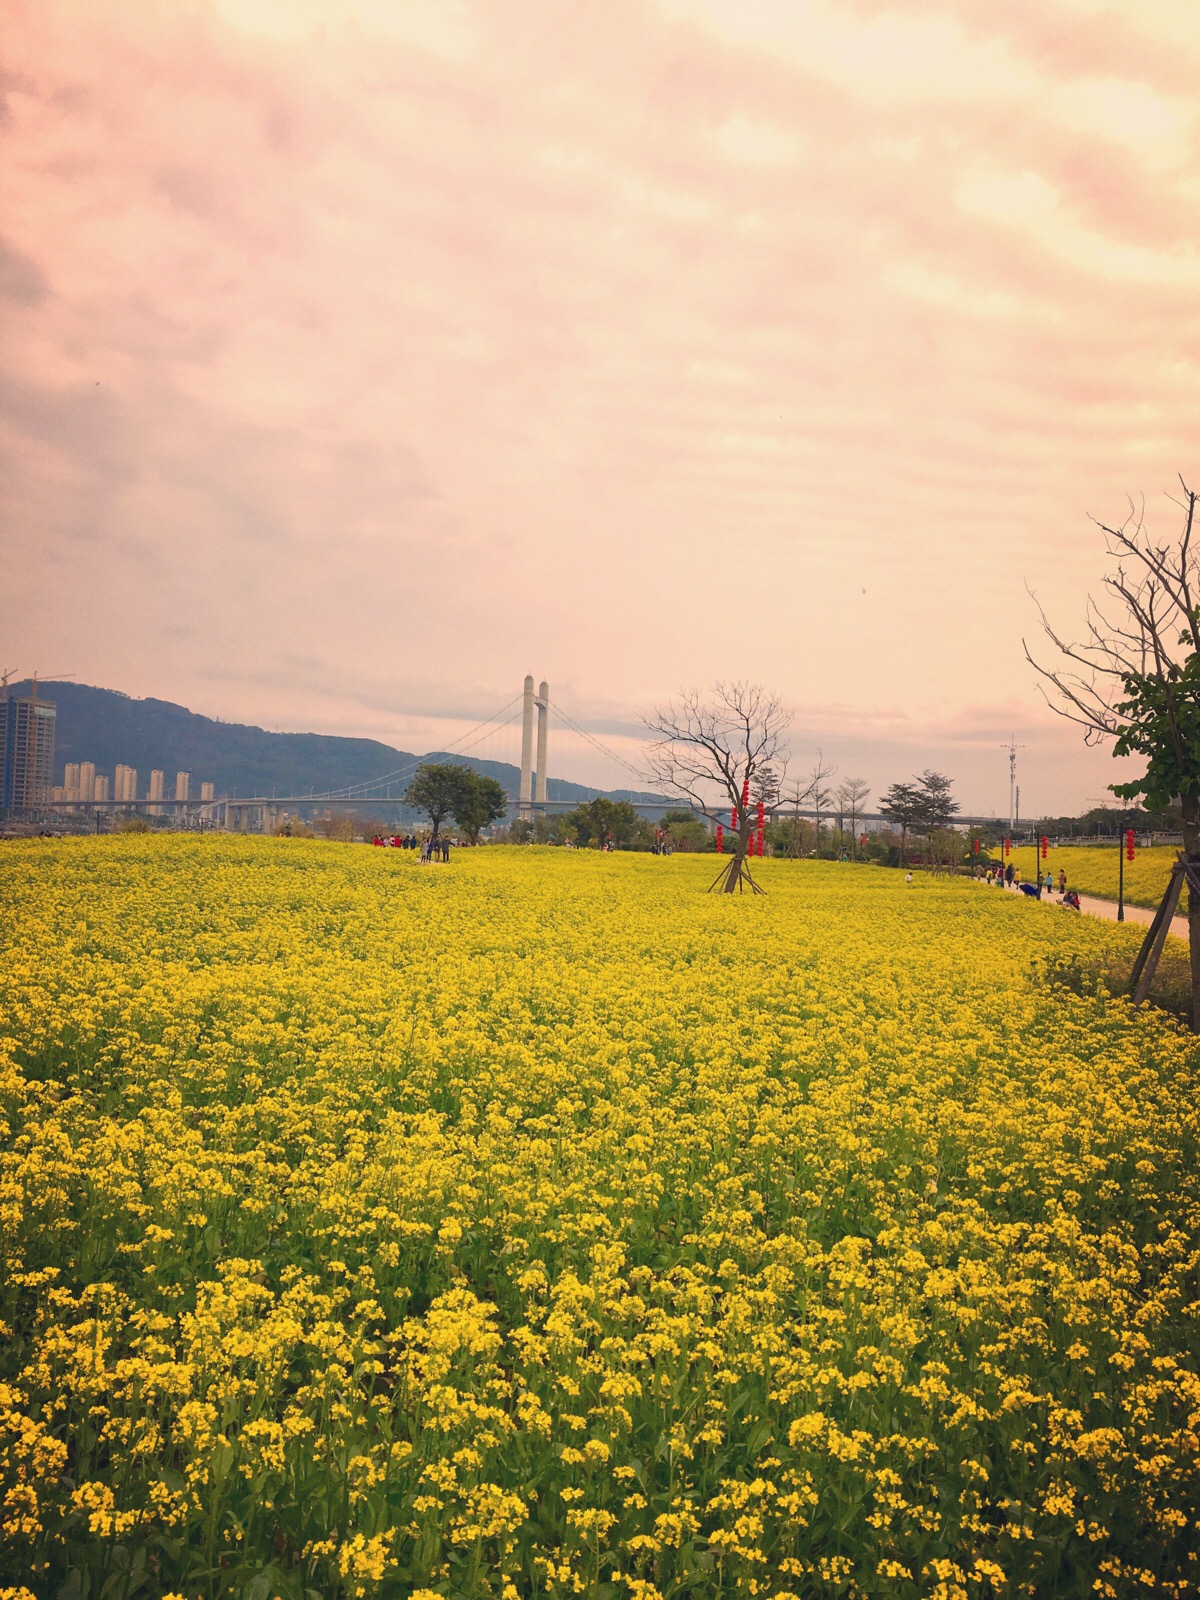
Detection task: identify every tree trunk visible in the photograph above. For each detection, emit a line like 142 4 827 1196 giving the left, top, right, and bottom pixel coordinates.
1183 796 1200 1033
721 824 749 892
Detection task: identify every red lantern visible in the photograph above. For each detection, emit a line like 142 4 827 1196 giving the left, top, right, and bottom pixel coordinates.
741 777 750 810
1126 828 1135 861
731 807 738 831
1004 838 1011 857
860 833 867 849
972 838 980 854
716 823 724 854
756 829 764 857
1040 835 1049 860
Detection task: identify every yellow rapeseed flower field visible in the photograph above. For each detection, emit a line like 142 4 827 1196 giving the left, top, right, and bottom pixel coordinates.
2 836 1199 1599
1005 844 1179 910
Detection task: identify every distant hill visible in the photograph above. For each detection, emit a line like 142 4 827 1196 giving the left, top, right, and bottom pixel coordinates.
13 681 663 807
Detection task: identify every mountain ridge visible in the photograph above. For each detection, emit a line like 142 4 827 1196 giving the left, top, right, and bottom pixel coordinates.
10 681 663 807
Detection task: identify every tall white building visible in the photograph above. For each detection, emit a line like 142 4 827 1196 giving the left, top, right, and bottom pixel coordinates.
93 774 109 803
115 764 138 801
77 762 96 802
174 771 190 802
64 762 81 800
200 781 214 802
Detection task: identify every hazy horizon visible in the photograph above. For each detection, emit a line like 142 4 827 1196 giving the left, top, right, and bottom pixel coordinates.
4 0 1198 815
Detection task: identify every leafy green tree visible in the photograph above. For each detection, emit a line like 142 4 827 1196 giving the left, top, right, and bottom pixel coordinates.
659 808 709 851
563 796 640 849
917 769 959 830
404 763 473 842
626 816 657 851
878 781 923 864
926 827 966 874
1026 477 1200 1026
879 771 958 865
454 774 507 843
562 800 600 848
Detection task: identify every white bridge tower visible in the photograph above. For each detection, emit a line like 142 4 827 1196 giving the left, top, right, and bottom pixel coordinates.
519 675 549 817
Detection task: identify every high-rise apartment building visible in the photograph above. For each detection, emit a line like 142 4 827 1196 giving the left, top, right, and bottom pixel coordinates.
77 762 96 802
114 764 138 801
94 775 110 803
64 762 81 800
200 781 214 802
1 693 56 810
174 771 190 802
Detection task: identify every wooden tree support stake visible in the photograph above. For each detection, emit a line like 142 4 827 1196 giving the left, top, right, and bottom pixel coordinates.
1129 859 1186 1006
707 855 766 895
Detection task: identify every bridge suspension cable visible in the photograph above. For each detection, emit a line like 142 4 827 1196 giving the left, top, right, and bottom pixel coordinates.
305 694 523 801
547 699 650 788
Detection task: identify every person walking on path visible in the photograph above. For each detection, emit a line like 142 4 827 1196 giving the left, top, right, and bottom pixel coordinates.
441 838 450 863
1058 868 1067 894
1005 863 1015 888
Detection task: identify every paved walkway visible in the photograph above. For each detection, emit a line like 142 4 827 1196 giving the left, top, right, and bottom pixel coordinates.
1073 892 1190 941
980 878 1189 941
1025 888 1189 941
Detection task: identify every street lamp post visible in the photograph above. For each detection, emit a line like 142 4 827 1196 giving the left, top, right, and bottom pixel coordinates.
1088 797 1126 920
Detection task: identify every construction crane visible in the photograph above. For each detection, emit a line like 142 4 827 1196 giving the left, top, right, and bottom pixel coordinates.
2 668 76 729
2 668 75 704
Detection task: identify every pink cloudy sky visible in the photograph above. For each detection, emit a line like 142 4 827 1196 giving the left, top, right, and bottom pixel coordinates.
3 0 1198 814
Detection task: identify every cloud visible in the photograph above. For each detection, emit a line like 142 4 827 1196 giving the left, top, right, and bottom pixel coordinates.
2 0 1198 812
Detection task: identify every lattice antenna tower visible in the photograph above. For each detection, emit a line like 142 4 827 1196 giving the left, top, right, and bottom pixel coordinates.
1001 736 1025 837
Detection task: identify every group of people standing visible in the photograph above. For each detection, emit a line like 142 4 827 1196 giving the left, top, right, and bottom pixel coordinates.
371 833 453 862
986 862 1081 910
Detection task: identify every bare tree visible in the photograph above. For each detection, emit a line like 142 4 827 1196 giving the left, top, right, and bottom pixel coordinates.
807 752 837 857
315 811 355 842
779 783 810 860
645 683 791 893
837 777 871 859
1025 478 1200 1027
